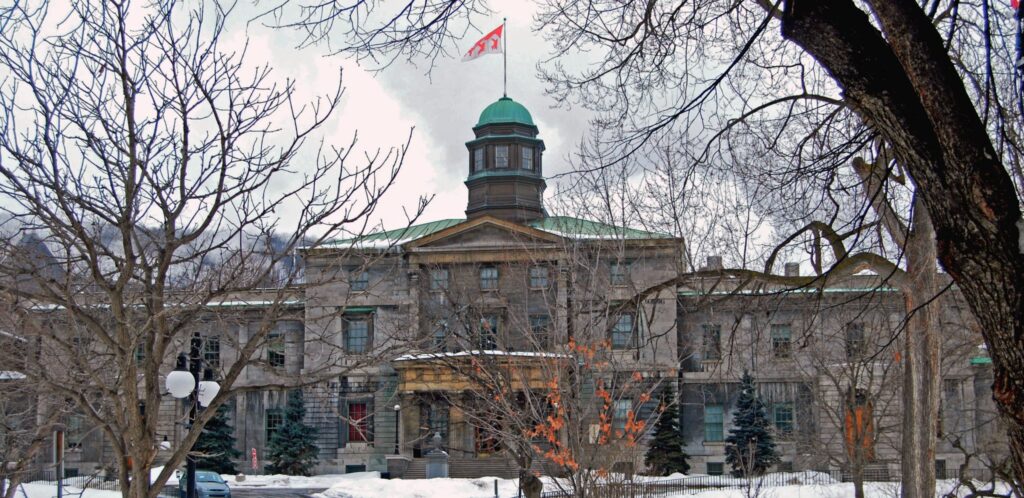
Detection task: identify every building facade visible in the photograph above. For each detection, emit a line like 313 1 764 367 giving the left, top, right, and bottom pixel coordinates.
52 96 1000 481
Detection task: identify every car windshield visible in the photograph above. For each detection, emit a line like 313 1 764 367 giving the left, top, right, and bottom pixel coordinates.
195 472 223 483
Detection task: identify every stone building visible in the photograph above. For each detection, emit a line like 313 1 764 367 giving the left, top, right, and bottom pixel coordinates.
51 96 1000 481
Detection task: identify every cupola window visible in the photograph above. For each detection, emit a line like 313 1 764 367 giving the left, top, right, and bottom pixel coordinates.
474 147 484 172
495 145 509 168
522 146 534 170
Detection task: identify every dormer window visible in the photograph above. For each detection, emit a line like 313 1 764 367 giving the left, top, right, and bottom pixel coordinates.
474 147 484 172
522 147 534 170
495 145 509 168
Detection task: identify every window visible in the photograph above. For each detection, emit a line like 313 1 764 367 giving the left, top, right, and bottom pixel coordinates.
422 400 449 443
266 409 283 442
347 402 371 442
430 268 449 291
479 315 499 349
203 335 221 368
350 269 369 292
704 405 724 442
610 261 629 286
495 145 509 168
134 343 146 365
522 147 534 170
528 265 549 289
473 147 484 171
530 315 550 348
345 317 371 354
706 462 724 476
774 403 794 434
935 460 947 480
611 313 636 350
433 323 448 352
267 332 285 367
845 323 866 359
612 399 632 431
702 324 722 361
845 389 875 461
480 266 499 290
771 324 792 358
66 414 86 450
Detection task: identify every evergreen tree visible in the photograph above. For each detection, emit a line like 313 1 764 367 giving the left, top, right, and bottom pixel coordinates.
193 404 243 474
265 391 319 476
724 371 778 477
643 387 690 476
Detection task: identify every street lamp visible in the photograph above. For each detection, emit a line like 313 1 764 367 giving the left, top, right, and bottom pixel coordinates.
165 333 220 498
393 404 401 455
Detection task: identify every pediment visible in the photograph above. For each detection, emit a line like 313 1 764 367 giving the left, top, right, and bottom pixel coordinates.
403 216 563 251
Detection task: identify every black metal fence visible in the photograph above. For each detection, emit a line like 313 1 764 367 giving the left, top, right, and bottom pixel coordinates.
480 470 881 498
14 469 178 498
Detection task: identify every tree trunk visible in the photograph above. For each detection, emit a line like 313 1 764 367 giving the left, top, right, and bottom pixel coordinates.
900 198 939 498
781 0 1024 484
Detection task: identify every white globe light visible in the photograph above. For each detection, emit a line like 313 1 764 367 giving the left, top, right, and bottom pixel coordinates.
197 380 220 407
166 370 195 399
159 438 171 451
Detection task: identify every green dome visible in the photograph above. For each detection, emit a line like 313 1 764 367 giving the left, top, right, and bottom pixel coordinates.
475 96 535 127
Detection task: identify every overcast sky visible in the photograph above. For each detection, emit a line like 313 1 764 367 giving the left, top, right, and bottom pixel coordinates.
240 3 593 231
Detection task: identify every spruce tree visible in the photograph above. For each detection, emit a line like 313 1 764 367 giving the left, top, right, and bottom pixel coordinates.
265 391 319 476
193 403 243 474
724 371 778 477
643 387 690 476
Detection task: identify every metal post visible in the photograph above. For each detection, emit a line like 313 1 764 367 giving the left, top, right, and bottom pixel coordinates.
502 18 507 98
393 409 400 455
187 333 201 498
54 428 64 498
494 479 498 498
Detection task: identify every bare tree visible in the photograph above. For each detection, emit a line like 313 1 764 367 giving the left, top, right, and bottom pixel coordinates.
268 1 1024 491
0 1 419 497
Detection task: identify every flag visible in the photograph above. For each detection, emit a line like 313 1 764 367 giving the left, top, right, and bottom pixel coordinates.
463 24 503 61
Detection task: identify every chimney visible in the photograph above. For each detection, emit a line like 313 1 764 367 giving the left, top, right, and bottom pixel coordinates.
706 255 723 270
784 262 800 277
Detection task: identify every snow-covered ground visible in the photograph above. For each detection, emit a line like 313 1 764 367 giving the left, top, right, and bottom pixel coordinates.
10 472 1016 498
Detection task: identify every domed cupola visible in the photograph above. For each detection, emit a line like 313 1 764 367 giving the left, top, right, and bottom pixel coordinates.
464 96 547 223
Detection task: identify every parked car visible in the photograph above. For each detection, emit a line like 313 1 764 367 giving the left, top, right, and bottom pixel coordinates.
178 470 231 498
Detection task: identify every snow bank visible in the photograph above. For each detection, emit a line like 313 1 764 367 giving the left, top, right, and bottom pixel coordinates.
224 472 354 488
313 473 522 498
14 482 122 498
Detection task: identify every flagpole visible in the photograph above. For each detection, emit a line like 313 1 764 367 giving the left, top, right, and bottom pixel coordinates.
503 17 508 97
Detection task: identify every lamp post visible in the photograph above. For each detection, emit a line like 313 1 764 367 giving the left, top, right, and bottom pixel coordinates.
165 333 220 498
393 404 401 455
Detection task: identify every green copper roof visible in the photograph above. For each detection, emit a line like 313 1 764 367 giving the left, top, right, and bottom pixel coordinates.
528 216 671 239
326 219 464 248
476 97 535 127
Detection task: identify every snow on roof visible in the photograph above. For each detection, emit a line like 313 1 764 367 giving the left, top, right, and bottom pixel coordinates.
320 219 465 250
394 350 569 361
321 216 671 250
0 371 26 380
31 298 304 312
0 330 27 342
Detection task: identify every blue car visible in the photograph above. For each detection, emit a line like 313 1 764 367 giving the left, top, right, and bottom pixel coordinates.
178 470 231 498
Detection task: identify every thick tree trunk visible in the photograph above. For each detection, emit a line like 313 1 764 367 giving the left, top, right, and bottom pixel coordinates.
781 0 1024 484
900 199 939 498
